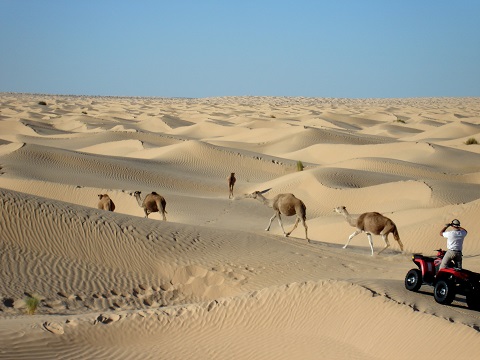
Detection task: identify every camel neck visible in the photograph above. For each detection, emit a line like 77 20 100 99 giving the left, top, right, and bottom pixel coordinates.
256 194 272 207
135 194 143 207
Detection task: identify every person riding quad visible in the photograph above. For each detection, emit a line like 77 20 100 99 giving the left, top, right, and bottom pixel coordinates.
439 219 467 270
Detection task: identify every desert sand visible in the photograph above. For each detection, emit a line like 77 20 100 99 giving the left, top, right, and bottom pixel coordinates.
1 93 480 359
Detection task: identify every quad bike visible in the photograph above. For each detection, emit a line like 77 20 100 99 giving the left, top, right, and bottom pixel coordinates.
404 249 480 310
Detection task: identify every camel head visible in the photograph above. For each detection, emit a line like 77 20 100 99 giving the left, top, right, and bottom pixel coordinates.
333 206 347 214
98 194 109 200
244 191 260 199
134 191 142 197
244 188 271 199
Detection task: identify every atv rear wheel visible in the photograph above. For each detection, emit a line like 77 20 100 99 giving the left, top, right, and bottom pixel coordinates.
405 269 422 291
434 279 456 305
466 290 480 311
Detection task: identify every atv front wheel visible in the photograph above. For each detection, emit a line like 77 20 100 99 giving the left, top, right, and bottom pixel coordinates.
405 269 422 291
434 279 456 305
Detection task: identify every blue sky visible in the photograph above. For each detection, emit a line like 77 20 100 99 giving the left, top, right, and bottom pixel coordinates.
1 0 479 98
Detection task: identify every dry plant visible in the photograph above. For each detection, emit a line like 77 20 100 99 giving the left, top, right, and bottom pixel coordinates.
465 137 478 145
25 294 40 315
296 160 304 171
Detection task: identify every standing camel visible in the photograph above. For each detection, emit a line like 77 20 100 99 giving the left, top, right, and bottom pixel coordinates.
227 172 236 199
333 206 403 255
245 189 309 241
133 191 167 221
97 194 115 212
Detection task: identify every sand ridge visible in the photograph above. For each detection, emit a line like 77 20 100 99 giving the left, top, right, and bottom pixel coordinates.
1 93 480 359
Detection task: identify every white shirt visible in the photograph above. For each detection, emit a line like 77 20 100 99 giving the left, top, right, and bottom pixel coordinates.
442 229 467 251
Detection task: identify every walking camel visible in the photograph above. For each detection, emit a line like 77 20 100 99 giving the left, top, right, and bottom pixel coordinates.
333 206 403 255
133 191 167 221
97 194 115 212
244 189 309 241
228 172 236 199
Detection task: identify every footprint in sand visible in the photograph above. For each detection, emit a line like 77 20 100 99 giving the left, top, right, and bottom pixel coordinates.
43 321 64 335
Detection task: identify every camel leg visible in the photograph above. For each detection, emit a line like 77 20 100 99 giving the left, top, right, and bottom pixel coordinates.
394 234 404 251
343 229 362 249
286 218 309 242
144 209 149 218
286 217 300 237
277 214 288 236
302 218 309 241
266 213 277 231
377 234 390 255
161 211 167 221
396 239 404 251
366 233 375 256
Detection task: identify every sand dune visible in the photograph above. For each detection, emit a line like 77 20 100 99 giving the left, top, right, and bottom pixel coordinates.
1 93 480 359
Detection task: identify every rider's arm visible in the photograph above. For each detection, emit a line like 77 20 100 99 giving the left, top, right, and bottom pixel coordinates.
440 224 450 236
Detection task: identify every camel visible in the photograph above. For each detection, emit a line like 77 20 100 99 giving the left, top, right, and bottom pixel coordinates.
228 172 236 199
333 206 404 255
133 191 167 221
244 189 309 241
97 194 115 212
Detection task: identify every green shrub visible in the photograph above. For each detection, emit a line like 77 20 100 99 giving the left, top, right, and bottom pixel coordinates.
25 295 40 315
296 160 304 172
465 137 478 145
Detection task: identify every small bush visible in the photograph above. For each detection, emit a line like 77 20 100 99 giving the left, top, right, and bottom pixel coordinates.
38 101 47 106
270 114 276 118
296 160 304 172
25 295 40 315
465 137 478 145
394 119 406 124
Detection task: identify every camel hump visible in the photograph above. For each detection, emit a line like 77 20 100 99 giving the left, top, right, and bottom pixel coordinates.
358 211 382 220
151 191 158 195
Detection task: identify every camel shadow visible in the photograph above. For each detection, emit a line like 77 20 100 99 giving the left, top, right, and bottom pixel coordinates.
309 241 403 256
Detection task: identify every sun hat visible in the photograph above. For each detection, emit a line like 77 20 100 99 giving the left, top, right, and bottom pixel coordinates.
451 219 461 227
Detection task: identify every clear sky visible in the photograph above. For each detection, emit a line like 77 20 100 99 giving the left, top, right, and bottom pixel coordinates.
1 0 479 98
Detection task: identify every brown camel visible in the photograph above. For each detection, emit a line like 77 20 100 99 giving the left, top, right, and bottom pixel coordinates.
228 172 236 199
97 194 115 212
133 191 167 220
245 189 309 241
333 206 403 255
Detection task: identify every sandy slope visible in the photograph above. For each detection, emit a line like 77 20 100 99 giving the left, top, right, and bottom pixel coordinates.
1 93 480 359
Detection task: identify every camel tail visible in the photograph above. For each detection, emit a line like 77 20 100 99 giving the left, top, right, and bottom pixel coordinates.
393 226 403 251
